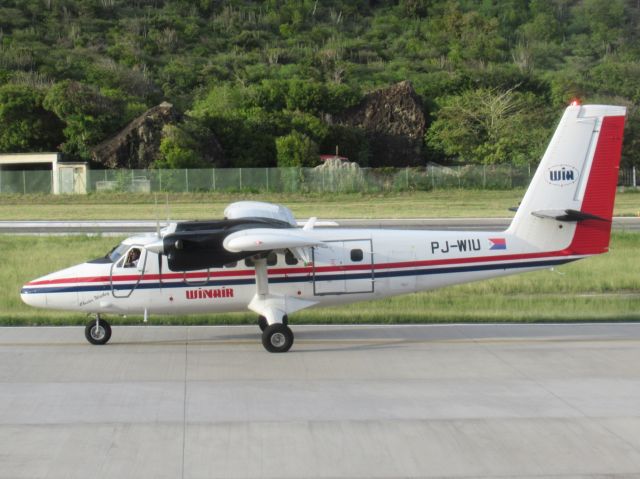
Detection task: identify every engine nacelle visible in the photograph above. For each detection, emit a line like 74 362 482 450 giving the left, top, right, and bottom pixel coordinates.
157 217 293 271
224 201 296 226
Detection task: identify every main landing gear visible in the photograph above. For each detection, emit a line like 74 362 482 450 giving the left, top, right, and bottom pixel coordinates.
85 315 112 345
258 316 293 353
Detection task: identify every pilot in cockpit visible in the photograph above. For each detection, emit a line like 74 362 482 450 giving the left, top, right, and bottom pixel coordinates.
124 248 141 268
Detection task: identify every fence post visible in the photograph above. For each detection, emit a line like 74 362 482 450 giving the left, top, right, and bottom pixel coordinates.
633 165 637 188
212 168 216 191
185 169 189 192
482 164 486 189
405 167 409 190
22 170 26 194
265 167 269 192
158 169 162 192
239 168 243 190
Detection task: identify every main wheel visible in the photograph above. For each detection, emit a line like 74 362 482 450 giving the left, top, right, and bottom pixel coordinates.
261 323 294 353
85 318 112 345
258 315 289 332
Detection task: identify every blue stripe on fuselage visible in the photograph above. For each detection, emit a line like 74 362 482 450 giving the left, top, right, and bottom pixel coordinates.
20 258 573 295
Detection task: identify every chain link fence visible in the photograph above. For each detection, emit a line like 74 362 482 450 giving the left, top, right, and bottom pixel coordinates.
1 165 638 194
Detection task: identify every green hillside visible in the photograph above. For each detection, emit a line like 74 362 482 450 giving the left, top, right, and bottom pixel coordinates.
1 0 638 168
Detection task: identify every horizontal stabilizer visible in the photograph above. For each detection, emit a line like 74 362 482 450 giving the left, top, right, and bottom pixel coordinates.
531 209 610 222
223 228 324 253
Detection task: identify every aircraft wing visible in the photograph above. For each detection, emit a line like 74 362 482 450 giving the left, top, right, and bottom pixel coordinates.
223 228 323 253
143 201 327 270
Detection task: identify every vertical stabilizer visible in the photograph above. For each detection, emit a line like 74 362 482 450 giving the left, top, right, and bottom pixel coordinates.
507 104 626 255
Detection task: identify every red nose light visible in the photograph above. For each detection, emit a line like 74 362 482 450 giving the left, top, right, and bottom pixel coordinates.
570 98 581 106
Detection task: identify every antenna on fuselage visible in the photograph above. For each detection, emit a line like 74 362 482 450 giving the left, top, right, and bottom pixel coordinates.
154 193 161 238
165 193 170 228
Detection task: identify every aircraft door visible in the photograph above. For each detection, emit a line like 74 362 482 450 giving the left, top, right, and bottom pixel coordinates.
313 239 374 295
110 246 147 298
313 242 346 294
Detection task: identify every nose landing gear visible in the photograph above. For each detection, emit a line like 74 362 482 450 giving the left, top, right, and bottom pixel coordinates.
85 315 112 345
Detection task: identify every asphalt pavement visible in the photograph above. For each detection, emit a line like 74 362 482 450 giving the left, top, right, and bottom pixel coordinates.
1 216 640 234
2 323 640 478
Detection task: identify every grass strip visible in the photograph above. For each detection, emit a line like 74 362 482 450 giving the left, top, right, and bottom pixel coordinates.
1 190 638 220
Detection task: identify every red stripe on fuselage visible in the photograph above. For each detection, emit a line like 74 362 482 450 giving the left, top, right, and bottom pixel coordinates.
25 247 580 287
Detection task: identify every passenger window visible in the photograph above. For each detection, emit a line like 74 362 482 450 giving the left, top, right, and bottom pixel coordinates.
223 261 237 268
350 249 364 262
244 257 254 267
285 250 298 265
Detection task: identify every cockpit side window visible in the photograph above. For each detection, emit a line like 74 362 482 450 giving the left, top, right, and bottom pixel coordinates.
124 248 142 268
107 243 130 263
113 247 142 268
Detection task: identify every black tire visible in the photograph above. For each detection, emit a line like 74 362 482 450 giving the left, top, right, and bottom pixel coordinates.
85 318 112 345
258 315 288 332
258 316 268 332
261 323 294 353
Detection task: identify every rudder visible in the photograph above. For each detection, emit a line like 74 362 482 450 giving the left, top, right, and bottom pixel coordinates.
508 104 626 255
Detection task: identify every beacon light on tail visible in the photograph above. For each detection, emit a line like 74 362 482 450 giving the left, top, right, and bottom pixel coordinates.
21 104 627 353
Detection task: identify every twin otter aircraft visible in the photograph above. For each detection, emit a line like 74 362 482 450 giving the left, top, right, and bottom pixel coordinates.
21 104 626 352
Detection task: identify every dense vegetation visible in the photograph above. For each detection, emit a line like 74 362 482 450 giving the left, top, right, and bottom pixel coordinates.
1 0 639 168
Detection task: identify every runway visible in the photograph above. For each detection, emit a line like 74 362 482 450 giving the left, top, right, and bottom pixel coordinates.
1 216 640 233
2 323 640 478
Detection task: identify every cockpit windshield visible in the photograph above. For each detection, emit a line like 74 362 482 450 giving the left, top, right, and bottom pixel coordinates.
107 243 130 263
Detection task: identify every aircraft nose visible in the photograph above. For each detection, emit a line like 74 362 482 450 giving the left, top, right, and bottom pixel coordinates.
21 282 48 308
21 266 80 311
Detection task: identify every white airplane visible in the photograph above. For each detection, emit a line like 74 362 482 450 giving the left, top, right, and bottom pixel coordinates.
21 104 626 352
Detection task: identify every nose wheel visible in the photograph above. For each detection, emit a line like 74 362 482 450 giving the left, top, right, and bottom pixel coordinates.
85 317 112 345
261 323 294 353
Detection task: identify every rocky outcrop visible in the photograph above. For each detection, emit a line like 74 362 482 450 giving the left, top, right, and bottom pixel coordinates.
92 102 225 169
92 102 180 169
92 102 179 169
337 81 426 167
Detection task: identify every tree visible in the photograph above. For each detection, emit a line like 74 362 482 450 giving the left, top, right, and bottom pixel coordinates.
202 109 279 168
426 87 552 166
156 120 219 169
276 130 319 167
320 124 370 166
570 0 626 56
0 84 63 152
285 79 327 114
43 81 125 160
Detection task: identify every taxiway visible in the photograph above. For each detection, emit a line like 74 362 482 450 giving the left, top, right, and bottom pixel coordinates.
2 323 640 478
1 216 640 234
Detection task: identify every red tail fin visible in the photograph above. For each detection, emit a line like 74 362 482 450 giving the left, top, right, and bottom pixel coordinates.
568 115 626 255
